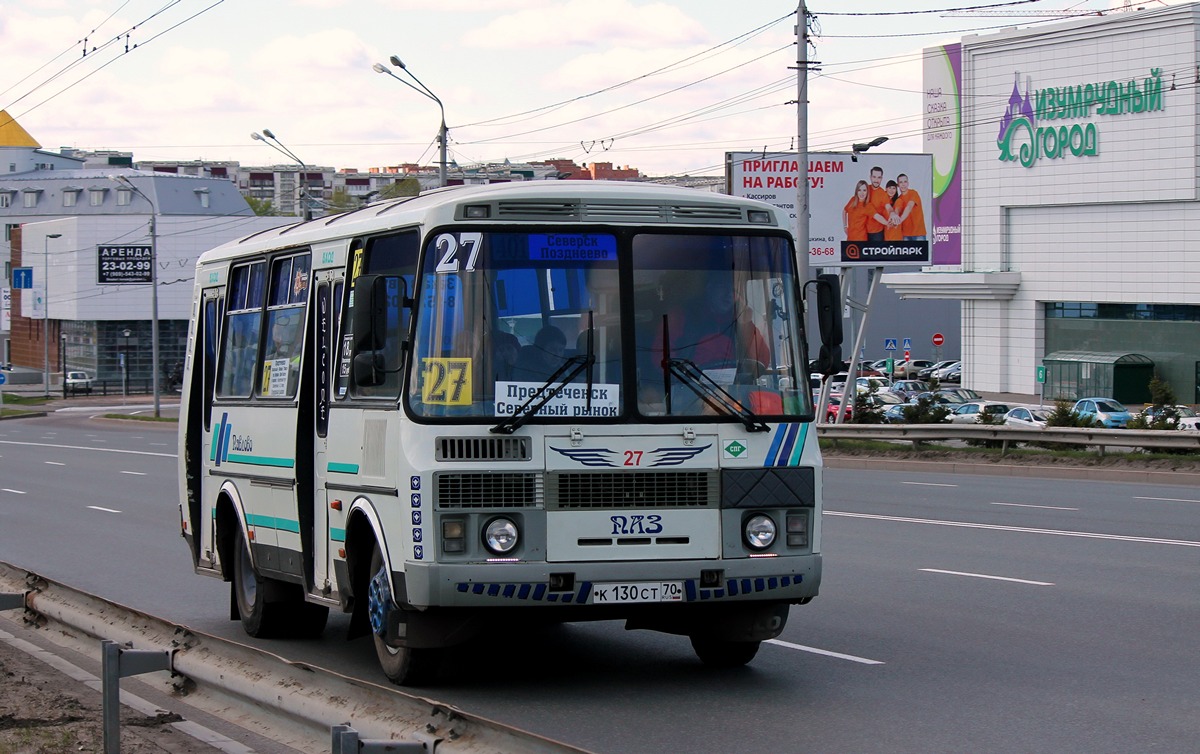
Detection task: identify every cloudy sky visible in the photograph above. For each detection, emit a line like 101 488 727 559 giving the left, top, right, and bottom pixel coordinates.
0 0 1157 177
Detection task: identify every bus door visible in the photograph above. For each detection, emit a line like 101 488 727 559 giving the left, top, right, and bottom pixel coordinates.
194 287 224 570
312 269 344 597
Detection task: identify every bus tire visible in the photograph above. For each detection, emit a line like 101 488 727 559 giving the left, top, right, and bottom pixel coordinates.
369 544 441 686
232 526 288 638
689 636 761 668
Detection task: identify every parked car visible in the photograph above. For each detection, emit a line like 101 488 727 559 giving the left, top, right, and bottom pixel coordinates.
889 379 930 400
1137 404 1200 430
935 361 962 383
940 387 982 402
881 403 910 423
1003 406 1049 429
825 393 851 422
910 390 967 405
65 370 93 395
1072 397 1133 428
890 359 935 379
918 360 958 380
945 400 1013 424
855 376 893 393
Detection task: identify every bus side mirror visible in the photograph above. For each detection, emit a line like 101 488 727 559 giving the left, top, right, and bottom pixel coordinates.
811 274 843 376
351 275 407 387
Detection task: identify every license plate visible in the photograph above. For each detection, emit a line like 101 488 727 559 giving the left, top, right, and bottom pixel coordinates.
591 581 684 604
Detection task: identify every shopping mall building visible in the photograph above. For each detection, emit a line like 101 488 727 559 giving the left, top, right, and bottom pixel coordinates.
888 2 1200 404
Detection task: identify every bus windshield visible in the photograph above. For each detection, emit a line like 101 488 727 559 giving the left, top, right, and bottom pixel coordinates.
406 229 811 422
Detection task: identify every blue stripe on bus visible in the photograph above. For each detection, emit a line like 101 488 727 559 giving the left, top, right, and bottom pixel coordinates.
225 454 295 468
764 424 787 466
245 514 300 533
775 423 800 466
445 574 803 603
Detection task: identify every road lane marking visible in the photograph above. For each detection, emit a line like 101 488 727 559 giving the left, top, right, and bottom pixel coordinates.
120 471 146 476
766 639 885 665
1 489 25 494
0 440 174 458
901 481 958 487
825 510 1200 548
920 568 1054 586
990 502 1078 511
44 461 65 466
1135 496 1200 504
87 506 122 514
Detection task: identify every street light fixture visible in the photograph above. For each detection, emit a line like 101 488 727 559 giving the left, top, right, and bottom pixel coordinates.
251 130 314 220
850 136 889 162
42 232 62 397
373 56 448 187
108 175 161 418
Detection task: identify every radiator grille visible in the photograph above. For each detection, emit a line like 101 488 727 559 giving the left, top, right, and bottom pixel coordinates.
548 471 717 510
436 472 543 509
436 436 531 462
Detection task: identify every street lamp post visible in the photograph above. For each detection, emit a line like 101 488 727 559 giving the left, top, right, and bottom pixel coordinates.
251 130 314 220
109 176 160 418
373 56 448 187
42 233 62 397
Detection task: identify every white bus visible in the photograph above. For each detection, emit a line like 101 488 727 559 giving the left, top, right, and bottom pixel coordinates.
178 181 841 685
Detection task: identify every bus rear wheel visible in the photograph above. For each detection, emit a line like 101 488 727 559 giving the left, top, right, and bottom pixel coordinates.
690 636 761 668
369 544 441 686
232 526 329 639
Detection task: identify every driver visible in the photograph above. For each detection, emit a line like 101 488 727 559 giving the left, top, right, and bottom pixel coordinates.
655 276 769 367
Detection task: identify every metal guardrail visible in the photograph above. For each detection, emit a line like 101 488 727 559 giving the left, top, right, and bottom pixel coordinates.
816 422 1200 455
0 562 584 754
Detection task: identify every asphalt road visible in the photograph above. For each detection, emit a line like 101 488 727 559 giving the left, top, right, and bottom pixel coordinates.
1 410 1197 753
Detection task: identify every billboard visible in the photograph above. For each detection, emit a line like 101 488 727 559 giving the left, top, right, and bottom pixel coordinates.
726 151 933 267
97 245 153 284
923 43 963 265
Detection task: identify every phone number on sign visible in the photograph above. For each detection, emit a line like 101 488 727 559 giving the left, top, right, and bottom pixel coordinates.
100 260 152 271
810 247 836 256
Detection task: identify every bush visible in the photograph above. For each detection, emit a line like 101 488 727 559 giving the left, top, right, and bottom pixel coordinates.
850 388 886 424
902 396 950 425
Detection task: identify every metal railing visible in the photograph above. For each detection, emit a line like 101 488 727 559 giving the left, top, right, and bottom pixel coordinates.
817 422 1200 455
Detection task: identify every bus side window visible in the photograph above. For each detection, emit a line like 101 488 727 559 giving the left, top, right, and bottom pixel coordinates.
217 262 265 398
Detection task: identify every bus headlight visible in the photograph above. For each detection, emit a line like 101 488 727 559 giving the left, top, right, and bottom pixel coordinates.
743 514 776 550
483 517 519 554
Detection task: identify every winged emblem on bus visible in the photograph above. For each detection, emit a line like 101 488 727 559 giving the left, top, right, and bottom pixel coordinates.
549 444 712 467
646 444 711 466
549 447 619 467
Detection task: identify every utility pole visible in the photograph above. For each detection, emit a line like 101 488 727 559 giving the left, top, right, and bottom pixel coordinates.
796 0 811 287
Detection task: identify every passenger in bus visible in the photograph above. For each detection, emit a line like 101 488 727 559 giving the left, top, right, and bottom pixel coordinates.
513 325 567 380
493 331 520 381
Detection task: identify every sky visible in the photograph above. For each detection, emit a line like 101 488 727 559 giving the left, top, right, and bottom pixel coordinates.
0 0 1172 178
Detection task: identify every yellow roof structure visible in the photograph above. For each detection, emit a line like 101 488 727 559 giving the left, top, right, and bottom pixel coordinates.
0 110 40 148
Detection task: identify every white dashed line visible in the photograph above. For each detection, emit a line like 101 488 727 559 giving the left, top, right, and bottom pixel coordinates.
44 461 65 466
766 639 885 665
901 481 957 487
1 489 25 495
120 471 147 476
989 502 1078 511
87 506 122 514
921 568 1054 586
1135 496 1200 504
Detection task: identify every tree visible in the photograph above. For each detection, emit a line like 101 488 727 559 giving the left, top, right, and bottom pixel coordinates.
325 188 358 214
245 196 277 216
376 178 422 199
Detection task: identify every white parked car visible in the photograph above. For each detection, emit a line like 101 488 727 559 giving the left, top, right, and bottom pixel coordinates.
944 400 1013 424
65 371 93 395
1003 406 1049 429
1138 404 1200 430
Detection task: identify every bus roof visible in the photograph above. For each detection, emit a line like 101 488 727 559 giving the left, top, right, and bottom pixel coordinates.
197 180 786 265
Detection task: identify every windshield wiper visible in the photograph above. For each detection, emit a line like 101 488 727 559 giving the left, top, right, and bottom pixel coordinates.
491 313 596 435
661 315 768 433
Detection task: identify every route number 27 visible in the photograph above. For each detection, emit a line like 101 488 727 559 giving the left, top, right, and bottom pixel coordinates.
434 232 483 273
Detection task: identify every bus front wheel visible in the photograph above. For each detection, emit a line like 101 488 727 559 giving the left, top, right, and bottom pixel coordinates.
369 544 441 686
690 636 761 668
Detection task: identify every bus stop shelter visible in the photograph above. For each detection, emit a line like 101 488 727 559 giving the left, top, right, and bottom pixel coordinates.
1042 351 1154 404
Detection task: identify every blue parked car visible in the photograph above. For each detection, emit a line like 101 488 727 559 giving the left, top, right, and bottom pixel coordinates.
1072 397 1133 428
